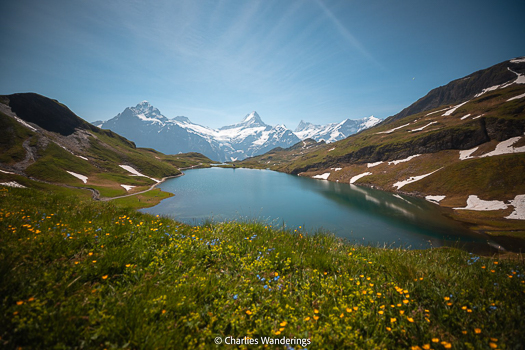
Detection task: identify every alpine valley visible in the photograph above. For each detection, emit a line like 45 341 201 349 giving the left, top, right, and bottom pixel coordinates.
237 57 525 238
95 104 381 162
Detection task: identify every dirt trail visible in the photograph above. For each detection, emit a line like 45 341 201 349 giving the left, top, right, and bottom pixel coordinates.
99 173 184 201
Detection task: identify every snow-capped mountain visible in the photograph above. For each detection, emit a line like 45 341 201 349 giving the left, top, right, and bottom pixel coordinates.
97 102 381 162
98 104 300 162
215 112 301 160
294 116 382 143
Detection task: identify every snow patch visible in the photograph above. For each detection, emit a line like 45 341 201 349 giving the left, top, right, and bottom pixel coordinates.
474 84 510 98
77 155 88 161
471 67 524 99
506 195 525 220
312 173 330 180
510 57 525 64
410 122 437 132
426 195 446 204
367 161 383 168
0 169 15 174
393 168 442 189
442 101 469 116
331 168 342 171
472 114 484 120
388 154 421 165
66 171 88 183
508 67 525 84
328 147 335 152
119 165 160 183
459 147 478 160
121 185 136 191
460 114 471 120
13 116 37 131
454 195 507 211
376 123 410 134
426 107 451 116
480 135 525 158
0 181 26 188
350 172 372 184
507 92 525 102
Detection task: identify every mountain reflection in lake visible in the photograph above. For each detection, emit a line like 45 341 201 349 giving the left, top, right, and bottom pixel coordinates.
141 167 504 253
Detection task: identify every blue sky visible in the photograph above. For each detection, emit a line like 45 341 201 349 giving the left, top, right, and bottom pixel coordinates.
1 0 524 129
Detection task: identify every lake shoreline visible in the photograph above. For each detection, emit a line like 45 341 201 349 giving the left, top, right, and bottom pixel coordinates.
141 167 523 254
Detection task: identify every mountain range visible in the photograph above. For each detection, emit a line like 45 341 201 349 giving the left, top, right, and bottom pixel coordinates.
96 104 381 162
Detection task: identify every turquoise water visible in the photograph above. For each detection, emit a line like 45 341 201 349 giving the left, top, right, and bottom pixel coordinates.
142 167 502 251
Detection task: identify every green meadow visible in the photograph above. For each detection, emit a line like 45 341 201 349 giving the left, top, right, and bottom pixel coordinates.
1 186 524 349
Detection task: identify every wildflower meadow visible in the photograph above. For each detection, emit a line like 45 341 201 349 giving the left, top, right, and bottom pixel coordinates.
1 186 524 349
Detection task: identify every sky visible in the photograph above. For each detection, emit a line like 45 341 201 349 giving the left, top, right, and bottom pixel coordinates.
1 0 524 129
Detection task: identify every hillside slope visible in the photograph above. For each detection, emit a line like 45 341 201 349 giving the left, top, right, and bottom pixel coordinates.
241 58 525 237
0 93 212 200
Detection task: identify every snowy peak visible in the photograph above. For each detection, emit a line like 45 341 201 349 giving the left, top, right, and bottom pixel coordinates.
241 111 266 126
361 116 382 129
219 111 267 131
133 101 161 116
110 100 168 125
295 120 314 132
293 116 381 143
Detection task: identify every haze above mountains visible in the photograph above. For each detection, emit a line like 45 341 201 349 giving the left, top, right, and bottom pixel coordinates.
95 104 381 162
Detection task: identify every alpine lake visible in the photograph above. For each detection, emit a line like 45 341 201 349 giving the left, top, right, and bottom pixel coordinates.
141 167 509 253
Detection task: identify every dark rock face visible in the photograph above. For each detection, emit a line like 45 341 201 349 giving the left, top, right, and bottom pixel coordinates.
485 116 525 141
7 93 98 136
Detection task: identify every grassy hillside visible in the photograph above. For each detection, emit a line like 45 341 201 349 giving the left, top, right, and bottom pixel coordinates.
1 186 524 349
0 93 213 202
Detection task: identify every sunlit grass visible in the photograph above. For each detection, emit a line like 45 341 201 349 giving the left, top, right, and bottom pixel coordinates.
1 186 524 349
